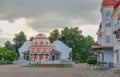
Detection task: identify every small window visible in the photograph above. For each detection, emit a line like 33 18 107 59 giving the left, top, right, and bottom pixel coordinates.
45 54 49 56
106 23 111 27
34 54 38 56
116 51 119 63
31 54 34 56
106 35 110 43
106 11 111 16
115 23 119 29
39 54 44 56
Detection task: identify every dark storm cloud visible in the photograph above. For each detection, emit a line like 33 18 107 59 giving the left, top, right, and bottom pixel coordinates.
0 0 102 32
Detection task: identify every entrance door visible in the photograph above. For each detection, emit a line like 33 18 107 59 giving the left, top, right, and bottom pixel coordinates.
52 55 56 61
116 51 119 63
26 55 29 60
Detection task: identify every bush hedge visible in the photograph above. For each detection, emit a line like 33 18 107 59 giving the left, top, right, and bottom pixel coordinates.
87 56 97 65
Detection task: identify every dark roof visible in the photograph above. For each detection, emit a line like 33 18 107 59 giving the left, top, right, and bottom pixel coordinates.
22 51 29 54
51 49 61 54
91 46 113 50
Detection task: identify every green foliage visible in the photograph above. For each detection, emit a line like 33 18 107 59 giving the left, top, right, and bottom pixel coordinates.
49 29 60 42
87 56 97 65
13 31 27 52
28 64 73 67
74 52 81 62
84 36 95 51
60 27 84 61
49 27 95 62
29 37 34 41
97 62 107 65
4 41 15 50
0 47 18 63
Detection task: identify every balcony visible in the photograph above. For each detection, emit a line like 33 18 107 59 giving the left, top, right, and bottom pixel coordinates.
113 28 120 41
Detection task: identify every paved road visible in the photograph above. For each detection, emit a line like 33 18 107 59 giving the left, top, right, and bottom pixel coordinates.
0 63 119 77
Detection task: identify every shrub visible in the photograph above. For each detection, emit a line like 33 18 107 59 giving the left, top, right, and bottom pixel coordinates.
87 56 97 65
97 62 107 65
74 61 79 64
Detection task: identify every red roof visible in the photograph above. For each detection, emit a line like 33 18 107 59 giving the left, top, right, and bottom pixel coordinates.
102 0 119 7
114 0 120 11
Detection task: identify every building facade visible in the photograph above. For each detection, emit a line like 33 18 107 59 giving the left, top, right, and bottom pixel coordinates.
18 33 72 62
92 0 120 68
30 33 52 61
112 0 120 67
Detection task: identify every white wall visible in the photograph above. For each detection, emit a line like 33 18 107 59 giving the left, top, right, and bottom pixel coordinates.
52 40 72 60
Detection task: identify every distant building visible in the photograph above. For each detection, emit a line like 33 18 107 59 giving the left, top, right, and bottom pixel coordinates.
18 33 72 62
92 0 120 68
52 40 72 60
18 41 31 60
30 33 52 61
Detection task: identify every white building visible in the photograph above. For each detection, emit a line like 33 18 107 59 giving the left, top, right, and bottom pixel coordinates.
18 41 31 60
18 40 72 61
52 40 72 60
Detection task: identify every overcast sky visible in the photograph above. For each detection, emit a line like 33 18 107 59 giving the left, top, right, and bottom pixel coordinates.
0 0 102 46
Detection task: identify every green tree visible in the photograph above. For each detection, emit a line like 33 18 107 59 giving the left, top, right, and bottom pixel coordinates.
84 36 95 51
87 56 97 65
0 47 18 63
3 50 18 62
79 36 95 62
49 27 95 62
29 36 34 41
4 41 11 50
13 31 27 53
4 41 14 50
60 27 84 61
49 29 60 42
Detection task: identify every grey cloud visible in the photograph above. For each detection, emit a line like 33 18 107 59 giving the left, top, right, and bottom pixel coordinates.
0 37 12 46
0 27 3 32
0 0 102 32
0 30 14 46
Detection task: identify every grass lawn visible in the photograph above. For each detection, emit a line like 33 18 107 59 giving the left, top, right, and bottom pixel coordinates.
26 63 74 68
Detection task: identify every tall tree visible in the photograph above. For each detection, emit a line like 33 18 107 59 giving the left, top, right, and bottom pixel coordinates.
49 29 60 42
13 31 27 52
79 36 95 62
4 41 14 50
60 27 85 61
84 35 95 51
29 36 34 41
49 27 95 62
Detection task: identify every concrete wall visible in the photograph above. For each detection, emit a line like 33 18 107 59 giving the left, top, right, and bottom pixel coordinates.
18 41 31 60
52 41 72 60
104 49 113 62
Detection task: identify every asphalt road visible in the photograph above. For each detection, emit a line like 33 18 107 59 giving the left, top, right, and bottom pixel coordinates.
0 63 119 77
